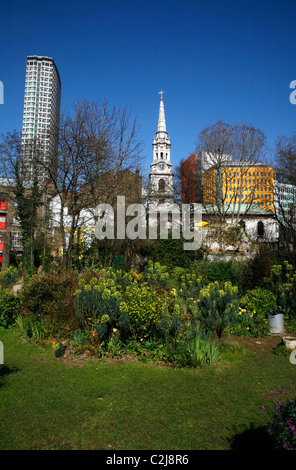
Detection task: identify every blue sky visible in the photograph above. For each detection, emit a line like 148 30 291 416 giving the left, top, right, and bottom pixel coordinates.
1 0 296 175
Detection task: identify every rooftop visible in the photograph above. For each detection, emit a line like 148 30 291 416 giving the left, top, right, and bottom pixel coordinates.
202 203 274 216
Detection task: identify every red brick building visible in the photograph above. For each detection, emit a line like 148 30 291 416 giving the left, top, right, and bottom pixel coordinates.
181 152 203 203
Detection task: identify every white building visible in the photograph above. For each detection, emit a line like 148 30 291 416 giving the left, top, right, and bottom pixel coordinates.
149 92 174 206
273 171 296 229
202 203 279 243
201 152 232 173
49 194 96 249
21 55 61 182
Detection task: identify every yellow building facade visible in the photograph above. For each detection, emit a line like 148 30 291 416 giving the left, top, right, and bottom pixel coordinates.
203 163 274 212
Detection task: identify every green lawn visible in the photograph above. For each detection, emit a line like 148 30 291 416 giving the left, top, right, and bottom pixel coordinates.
0 328 295 450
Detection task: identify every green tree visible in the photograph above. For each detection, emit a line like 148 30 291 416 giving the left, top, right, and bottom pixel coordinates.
0 131 45 271
14 163 43 270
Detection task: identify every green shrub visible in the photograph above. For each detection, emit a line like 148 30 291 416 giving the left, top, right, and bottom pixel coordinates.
197 281 240 339
165 341 195 368
137 331 221 368
70 330 92 354
131 338 170 363
179 273 203 300
177 273 204 322
242 244 278 290
125 335 217 368
15 314 50 340
105 331 126 358
203 260 237 283
0 266 20 290
121 282 179 342
0 292 20 328
143 237 197 269
143 260 169 288
74 267 181 347
171 266 187 282
267 395 296 450
229 288 277 337
19 268 78 336
267 261 296 320
74 274 123 340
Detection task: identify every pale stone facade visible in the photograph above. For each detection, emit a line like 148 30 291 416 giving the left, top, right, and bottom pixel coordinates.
149 93 174 206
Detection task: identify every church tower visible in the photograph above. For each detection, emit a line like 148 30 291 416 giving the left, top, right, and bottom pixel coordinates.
149 91 174 206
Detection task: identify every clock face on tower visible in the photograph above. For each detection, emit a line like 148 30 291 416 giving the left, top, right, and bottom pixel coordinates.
158 162 166 171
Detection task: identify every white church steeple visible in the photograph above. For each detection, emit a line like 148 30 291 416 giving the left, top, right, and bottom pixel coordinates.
157 90 167 133
149 91 174 205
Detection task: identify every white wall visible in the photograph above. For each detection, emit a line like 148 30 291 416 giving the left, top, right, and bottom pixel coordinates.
244 217 279 242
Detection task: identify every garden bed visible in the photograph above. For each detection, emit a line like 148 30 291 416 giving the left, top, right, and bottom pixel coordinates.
225 334 284 355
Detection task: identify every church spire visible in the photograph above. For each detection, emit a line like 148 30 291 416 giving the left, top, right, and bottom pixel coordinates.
149 91 174 206
157 90 167 133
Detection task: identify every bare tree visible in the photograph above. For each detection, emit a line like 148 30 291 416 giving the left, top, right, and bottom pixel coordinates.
273 131 296 250
42 99 144 269
229 123 268 224
195 120 269 224
195 121 233 222
274 132 296 185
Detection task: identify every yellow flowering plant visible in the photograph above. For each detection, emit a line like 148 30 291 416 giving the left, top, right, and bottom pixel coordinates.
74 273 124 340
123 283 180 341
197 281 240 339
227 287 277 337
268 261 296 322
143 260 169 288
176 273 204 322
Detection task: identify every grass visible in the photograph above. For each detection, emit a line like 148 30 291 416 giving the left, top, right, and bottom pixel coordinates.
1 328 296 450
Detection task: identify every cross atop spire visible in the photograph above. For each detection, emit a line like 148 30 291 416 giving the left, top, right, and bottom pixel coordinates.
158 89 165 100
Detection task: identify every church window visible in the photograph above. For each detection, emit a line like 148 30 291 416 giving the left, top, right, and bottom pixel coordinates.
159 179 165 192
257 221 264 237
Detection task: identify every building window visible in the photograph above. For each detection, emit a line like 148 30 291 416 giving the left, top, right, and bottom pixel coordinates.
257 221 264 237
0 197 7 210
11 232 22 248
13 214 20 226
158 179 165 192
